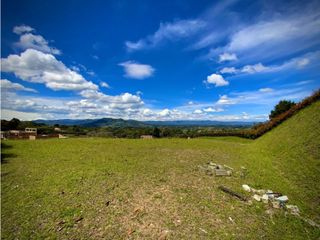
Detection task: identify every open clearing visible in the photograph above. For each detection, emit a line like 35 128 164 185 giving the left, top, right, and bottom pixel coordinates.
1 102 320 239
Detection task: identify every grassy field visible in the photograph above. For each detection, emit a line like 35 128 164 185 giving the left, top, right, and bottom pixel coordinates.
1 101 320 239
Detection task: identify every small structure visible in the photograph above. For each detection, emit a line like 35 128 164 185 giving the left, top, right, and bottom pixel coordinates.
140 135 153 139
58 134 67 139
25 128 37 135
9 130 21 136
29 135 36 140
0 131 5 139
54 127 62 132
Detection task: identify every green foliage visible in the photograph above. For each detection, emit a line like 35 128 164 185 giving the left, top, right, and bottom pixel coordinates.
269 100 296 119
152 127 160 138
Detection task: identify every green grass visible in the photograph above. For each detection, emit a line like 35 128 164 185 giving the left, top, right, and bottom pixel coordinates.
1 101 320 239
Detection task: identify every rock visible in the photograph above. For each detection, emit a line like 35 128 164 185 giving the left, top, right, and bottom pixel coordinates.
253 194 261 202
286 205 300 215
261 194 269 203
215 169 229 176
242 184 251 192
250 188 257 193
256 189 266 195
276 195 288 203
271 201 280 209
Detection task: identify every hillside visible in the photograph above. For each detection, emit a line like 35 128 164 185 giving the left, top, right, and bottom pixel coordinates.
1 101 319 239
253 100 320 219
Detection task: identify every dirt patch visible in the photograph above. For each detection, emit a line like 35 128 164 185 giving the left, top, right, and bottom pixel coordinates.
119 184 179 239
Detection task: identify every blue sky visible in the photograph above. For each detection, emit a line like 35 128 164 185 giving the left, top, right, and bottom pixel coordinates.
1 0 320 121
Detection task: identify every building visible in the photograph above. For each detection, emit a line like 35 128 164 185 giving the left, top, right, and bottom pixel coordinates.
25 128 37 135
9 130 21 136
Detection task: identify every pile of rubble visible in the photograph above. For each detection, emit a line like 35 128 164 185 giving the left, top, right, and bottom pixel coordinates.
242 184 300 215
198 162 233 176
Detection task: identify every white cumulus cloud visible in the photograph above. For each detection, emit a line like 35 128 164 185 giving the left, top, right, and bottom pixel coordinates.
15 33 61 55
205 73 229 87
13 25 35 35
119 61 155 79
1 49 98 91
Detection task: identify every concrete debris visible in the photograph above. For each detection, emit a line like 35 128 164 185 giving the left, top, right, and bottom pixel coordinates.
276 195 288 203
198 161 233 176
244 184 288 207
243 184 320 228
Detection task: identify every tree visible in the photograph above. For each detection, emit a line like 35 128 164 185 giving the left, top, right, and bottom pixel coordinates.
269 100 295 119
8 118 21 130
152 127 160 138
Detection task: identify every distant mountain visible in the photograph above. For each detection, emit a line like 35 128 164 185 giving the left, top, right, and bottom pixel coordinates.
143 120 255 127
34 118 256 128
34 118 150 128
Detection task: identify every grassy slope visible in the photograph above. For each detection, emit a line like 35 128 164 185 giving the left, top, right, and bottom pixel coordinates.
253 100 320 219
1 102 319 239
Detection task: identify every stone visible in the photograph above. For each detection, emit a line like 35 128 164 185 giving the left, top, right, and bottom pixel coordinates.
215 169 229 176
272 201 280 209
286 205 300 215
261 194 269 203
276 195 288 203
242 184 251 192
256 189 266 195
253 194 261 202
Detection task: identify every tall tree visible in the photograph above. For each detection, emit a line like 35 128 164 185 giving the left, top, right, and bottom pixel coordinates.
269 100 295 119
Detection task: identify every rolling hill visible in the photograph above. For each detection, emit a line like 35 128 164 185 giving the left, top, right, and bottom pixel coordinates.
34 118 255 128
